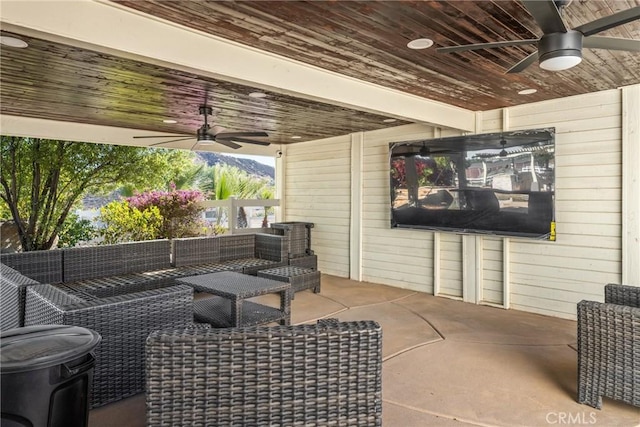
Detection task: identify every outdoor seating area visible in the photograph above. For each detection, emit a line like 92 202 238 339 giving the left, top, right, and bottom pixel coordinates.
0 223 322 410
2 222 639 425
85 275 639 427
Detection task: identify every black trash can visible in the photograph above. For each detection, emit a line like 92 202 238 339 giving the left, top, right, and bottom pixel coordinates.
1 325 101 427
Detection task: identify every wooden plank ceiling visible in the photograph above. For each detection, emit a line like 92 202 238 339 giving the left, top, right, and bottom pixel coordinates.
1 0 639 147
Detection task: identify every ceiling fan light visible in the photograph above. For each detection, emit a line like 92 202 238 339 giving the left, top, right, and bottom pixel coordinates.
539 51 582 71
196 127 215 144
538 31 583 71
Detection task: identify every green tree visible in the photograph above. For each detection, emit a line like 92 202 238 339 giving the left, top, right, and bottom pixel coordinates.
0 136 193 251
57 212 97 248
258 185 276 227
98 201 162 244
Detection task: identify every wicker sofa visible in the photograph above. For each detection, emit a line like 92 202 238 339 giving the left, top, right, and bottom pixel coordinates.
146 319 383 426
577 283 640 409
0 234 289 326
0 232 290 408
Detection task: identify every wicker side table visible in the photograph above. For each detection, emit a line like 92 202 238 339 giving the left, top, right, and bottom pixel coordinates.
258 266 320 299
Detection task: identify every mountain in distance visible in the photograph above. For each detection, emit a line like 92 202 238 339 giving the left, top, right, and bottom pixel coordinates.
197 152 274 180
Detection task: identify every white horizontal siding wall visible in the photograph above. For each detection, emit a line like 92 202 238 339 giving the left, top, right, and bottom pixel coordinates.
484 89 623 319
283 136 351 277
360 124 439 292
281 87 635 321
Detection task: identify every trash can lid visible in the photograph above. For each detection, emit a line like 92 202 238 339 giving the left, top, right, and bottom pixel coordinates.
1 325 101 373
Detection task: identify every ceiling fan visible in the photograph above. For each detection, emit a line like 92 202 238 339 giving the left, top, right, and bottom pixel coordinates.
133 105 269 150
437 0 640 73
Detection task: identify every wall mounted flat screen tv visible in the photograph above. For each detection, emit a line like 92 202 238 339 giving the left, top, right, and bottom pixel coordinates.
390 128 555 240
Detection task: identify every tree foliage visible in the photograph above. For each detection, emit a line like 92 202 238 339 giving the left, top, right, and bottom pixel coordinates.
0 137 195 250
57 212 97 248
98 187 205 242
98 201 162 244
127 186 205 239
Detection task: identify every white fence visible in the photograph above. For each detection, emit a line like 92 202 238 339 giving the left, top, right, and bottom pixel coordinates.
199 198 280 234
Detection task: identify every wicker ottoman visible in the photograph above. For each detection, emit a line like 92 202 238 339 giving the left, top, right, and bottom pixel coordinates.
258 266 321 299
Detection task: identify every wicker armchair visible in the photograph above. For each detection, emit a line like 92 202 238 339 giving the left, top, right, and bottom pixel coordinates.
146 320 383 426
577 284 640 409
25 282 194 408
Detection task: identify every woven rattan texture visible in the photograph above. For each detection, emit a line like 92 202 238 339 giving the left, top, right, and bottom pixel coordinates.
63 245 125 282
255 233 289 262
605 283 640 308
120 240 171 273
172 236 220 267
193 296 289 327
0 250 63 284
0 275 21 330
177 271 289 298
270 222 313 257
25 283 194 408
0 263 39 329
146 320 382 426
288 254 318 270
577 296 640 409
258 266 321 295
218 235 256 261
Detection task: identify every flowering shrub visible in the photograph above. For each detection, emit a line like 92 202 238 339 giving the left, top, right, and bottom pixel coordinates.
126 185 205 239
98 201 162 244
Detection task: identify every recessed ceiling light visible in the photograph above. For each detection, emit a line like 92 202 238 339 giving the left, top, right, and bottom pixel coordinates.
518 88 537 95
291 136 302 139
162 119 177 124
407 38 434 50
0 36 28 48
249 92 267 98
383 118 397 123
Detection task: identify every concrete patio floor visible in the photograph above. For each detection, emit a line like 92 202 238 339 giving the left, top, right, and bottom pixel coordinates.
89 275 640 427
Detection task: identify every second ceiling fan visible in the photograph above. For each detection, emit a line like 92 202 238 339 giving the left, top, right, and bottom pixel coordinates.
134 105 269 150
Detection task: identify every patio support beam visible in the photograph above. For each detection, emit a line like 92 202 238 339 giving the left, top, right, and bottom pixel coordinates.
503 239 511 309
349 132 364 281
501 107 512 308
0 0 475 132
433 233 441 296
275 147 287 222
622 85 640 285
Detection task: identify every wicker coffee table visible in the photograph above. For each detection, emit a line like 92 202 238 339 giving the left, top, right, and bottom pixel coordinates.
176 271 291 327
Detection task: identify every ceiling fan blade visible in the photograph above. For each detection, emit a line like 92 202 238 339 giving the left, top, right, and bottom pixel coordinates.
583 36 640 52
133 135 190 139
436 39 538 54
216 139 242 150
218 137 271 146
216 131 269 139
149 137 194 146
574 6 640 37
505 51 539 74
210 125 226 135
521 0 568 34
